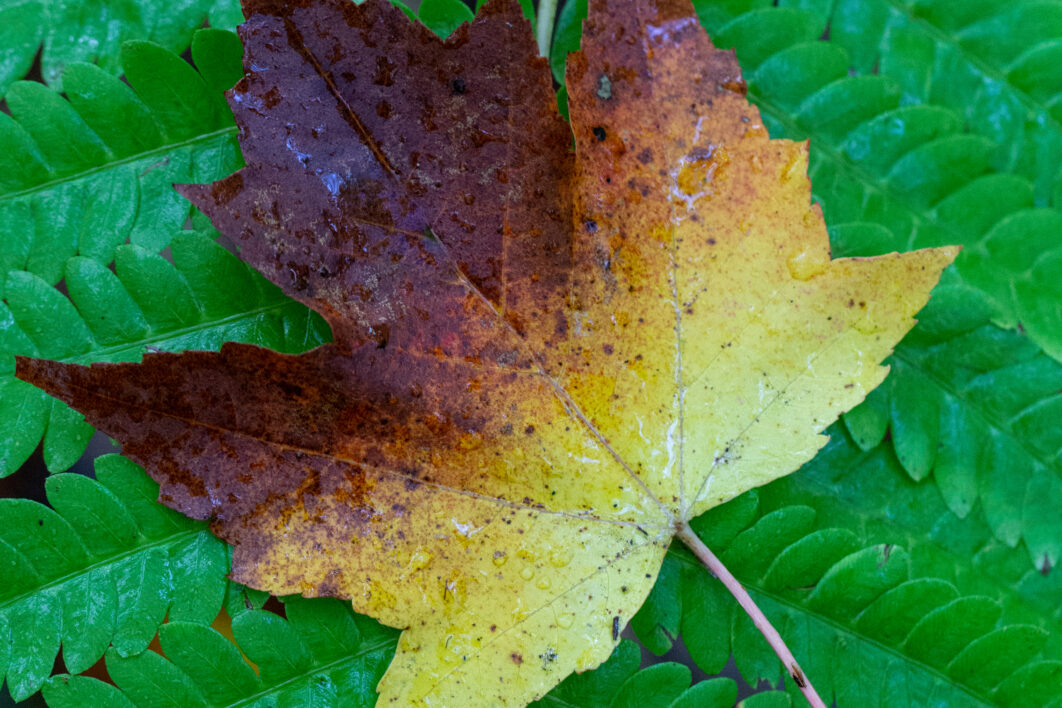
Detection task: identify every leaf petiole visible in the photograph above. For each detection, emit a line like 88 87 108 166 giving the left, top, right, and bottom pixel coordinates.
675 522 828 708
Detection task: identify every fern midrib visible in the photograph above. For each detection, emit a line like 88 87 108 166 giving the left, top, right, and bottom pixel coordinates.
892 344 1061 487
664 544 994 706
0 125 238 205
876 0 1062 150
53 299 309 368
225 635 398 708
0 527 203 611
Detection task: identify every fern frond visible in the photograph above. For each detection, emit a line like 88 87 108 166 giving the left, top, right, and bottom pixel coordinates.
712 4 1062 360
606 664 788 708
780 430 1062 626
631 486 1062 707
0 455 231 702
797 0 1062 360
42 617 790 708
805 0 1062 201
680 2 1062 569
0 231 330 477
0 32 242 286
41 598 399 708
0 0 243 93
673 2 1062 578
841 281 1062 569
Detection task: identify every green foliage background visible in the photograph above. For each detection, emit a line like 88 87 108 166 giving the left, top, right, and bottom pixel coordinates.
1 0 1060 705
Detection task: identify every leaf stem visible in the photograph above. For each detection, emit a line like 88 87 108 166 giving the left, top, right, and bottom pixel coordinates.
536 0 559 58
675 522 827 708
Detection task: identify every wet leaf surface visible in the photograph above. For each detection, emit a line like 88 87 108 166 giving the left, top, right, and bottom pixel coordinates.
16 0 956 704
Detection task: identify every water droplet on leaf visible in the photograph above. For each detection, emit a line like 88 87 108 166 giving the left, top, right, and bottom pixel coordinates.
549 548 573 568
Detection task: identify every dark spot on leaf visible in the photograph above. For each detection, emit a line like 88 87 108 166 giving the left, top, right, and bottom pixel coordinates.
374 56 396 86
452 78 466 95
370 324 389 349
592 126 607 142
718 77 747 95
288 263 310 291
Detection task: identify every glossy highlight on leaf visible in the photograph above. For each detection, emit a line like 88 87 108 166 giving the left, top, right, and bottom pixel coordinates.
15 0 956 705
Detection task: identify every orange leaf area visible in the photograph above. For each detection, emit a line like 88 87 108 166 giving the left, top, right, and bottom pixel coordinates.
16 0 957 704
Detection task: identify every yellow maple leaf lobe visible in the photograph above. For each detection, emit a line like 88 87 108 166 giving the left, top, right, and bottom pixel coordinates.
13 0 956 706
560 0 957 523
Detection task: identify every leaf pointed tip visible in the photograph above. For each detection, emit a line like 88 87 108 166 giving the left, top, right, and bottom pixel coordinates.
935 243 962 264
918 243 962 286
173 181 206 203
14 354 47 386
14 356 74 402
175 173 245 211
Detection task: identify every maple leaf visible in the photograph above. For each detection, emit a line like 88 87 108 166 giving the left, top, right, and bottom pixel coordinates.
15 0 957 705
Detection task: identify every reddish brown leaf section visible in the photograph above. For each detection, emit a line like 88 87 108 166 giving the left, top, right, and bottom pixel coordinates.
182 0 573 352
